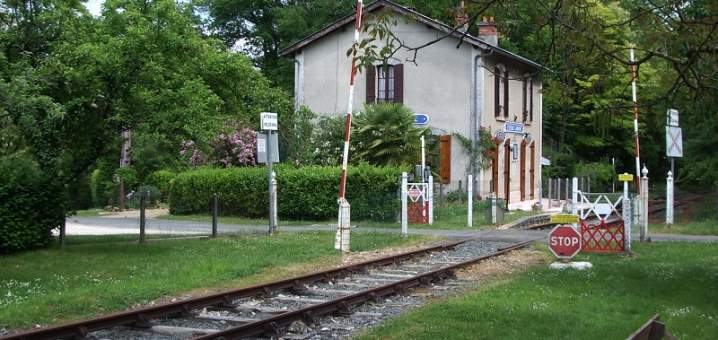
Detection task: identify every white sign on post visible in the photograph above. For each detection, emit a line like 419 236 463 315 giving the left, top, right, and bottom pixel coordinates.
260 112 278 131
667 109 679 127
666 126 683 158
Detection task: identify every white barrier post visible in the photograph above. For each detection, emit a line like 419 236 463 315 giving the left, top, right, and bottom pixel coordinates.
428 175 434 225
641 165 648 241
624 197 632 254
572 177 579 215
401 172 408 236
271 171 278 233
467 174 473 227
666 171 674 225
548 178 553 207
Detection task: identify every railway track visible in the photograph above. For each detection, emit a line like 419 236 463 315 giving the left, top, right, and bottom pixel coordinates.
2 239 534 340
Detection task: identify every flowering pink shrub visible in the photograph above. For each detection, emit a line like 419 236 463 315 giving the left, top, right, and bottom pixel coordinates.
181 128 257 167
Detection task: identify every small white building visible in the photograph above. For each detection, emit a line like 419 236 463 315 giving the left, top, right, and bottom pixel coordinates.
282 0 544 208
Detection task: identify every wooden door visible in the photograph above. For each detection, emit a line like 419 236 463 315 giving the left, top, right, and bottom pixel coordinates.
439 135 451 184
520 140 527 201
504 139 511 205
491 139 500 194
530 142 536 199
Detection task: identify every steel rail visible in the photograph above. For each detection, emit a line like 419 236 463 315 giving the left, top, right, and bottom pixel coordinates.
1 240 468 340
195 239 536 340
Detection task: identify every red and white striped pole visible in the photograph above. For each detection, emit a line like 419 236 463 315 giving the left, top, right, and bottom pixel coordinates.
335 0 364 252
630 48 641 192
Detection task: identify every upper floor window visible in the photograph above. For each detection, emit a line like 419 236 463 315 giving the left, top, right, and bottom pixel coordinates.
494 64 508 119
377 65 395 103
366 64 404 104
522 74 534 123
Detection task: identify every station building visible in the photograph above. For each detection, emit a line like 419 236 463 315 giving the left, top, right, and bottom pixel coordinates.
282 0 544 208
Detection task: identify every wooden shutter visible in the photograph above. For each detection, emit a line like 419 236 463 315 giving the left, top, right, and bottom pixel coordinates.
504 139 511 204
366 66 376 104
503 70 509 118
491 140 500 193
529 79 534 122
522 77 528 122
439 135 451 184
530 142 535 198
494 67 500 117
520 140 527 201
394 64 404 104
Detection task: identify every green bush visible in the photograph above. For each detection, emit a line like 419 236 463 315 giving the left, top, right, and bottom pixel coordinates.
0 154 65 253
170 164 405 221
127 185 162 209
146 170 175 200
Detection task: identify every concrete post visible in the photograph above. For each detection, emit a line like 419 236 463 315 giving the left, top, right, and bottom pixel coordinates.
335 199 351 252
640 166 649 241
428 175 434 225
139 192 146 244
666 171 674 225
565 177 569 202
401 172 408 236
548 178 553 208
557 178 562 203
467 174 473 228
572 177 579 216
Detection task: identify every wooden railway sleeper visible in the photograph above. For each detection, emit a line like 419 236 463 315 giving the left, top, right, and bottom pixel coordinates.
265 321 284 338
130 313 153 329
301 311 317 325
336 301 353 315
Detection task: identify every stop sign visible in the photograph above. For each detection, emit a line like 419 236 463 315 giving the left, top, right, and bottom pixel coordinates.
548 225 582 259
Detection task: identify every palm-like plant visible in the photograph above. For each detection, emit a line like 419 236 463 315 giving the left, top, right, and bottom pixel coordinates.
354 103 427 166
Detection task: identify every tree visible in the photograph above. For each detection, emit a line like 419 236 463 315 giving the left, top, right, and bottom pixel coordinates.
354 103 427 166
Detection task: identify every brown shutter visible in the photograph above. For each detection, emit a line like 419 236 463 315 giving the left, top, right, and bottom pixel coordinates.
520 140 527 201
394 64 404 104
366 66 376 104
522 77 527 122
503 70 509 118
529 79 534 122
439 135 451 184
494 67 500 117
504 139 511 205
530 142 535 198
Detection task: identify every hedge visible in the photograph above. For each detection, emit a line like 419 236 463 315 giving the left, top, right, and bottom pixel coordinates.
0 155 65 254
170 164 405 221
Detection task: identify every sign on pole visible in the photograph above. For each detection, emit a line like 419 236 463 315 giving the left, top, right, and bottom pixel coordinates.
260 112 278 131
256 133 279 163
548 225 582 259
666 126 683 158
550 214 579 224
618 173 634 182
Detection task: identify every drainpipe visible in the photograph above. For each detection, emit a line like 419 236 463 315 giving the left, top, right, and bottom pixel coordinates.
472 47 493 198
293 57 303 111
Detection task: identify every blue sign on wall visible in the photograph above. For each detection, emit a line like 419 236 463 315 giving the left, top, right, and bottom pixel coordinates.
505 122 524 134
414 114 429 126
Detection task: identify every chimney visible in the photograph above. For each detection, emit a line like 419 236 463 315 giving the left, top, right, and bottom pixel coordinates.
478 17 498 46
454 1 469 32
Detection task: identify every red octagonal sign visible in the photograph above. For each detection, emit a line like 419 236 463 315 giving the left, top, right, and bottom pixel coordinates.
548 225 582 259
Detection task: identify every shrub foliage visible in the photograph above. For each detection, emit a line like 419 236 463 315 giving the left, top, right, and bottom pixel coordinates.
170 164 404 221
0 155 65 253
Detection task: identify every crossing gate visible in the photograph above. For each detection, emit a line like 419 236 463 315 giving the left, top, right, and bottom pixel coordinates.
407 183 429 224
576 192 627 253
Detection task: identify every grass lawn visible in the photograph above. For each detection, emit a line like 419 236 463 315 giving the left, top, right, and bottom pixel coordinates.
0 232 426 331
157 204 542 231
650 219 718 236
361 242 718 340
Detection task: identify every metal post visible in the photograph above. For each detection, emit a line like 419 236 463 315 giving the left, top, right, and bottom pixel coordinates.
267 131 275 235
548 178 553 207
587 177 591 193
428 175 434 225
666 171 674 225
565 177 569 202
421 136 426 180
401 172 408 236
271 171 278 232
640 165 649 241
557 178 562 204
212 193 218 238
467 174 473 227
139 192 146 244
624 197 632 254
